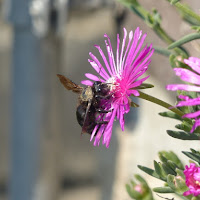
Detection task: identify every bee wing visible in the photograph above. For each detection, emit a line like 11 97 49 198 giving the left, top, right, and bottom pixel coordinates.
57 74 83 94
81 99 92 135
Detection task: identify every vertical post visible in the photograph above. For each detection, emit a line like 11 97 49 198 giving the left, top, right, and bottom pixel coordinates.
6 0 69 199
7 0 45 199
11 27 43 200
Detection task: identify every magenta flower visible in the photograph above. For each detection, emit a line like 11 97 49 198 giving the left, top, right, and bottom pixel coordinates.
183 163 200 196
81 27 154 147
166 57 200 133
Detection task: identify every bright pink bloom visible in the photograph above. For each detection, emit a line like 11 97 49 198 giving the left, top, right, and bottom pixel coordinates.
183 163 200 196
134 185 143 194
82 27 154 147
166 57 200 132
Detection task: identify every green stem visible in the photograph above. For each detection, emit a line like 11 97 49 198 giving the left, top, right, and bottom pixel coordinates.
175 2 200 23
136 91 185 117
168 32 200 49
154 46 171 57
154 26 188 57
118 0 188 56
153 26 174 45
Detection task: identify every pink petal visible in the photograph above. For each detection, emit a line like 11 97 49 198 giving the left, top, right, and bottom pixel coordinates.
129 75 150 88
85 73 105 82
174 68 200 85
119 27 128 72
120 29 133 72
93 125 105 146
89 53 109 80
190 119 200 133
125 29 144 71
184 57 200 74
131 44 152 70
119 106 125 130
90 125 99 141
129 67 148 84
128 49 153 82
102 107 118 148
133 47 154 73
178 95 190 101
183 190 193 196
94 45 113 76
183 110 200 119
81 80 93 86
104 37 116 75
166 84 200 92
176 97 200 107
116 34 120 73
129 90 140 96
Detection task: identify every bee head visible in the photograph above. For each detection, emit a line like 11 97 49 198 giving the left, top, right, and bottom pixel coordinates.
93 81 110 95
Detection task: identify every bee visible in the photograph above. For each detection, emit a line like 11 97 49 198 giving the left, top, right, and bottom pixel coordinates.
57 74 112 135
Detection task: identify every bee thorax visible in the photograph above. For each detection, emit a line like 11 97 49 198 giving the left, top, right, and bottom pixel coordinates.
80 87 93 102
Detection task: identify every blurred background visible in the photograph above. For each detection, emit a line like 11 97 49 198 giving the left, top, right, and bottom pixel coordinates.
0 0 200 200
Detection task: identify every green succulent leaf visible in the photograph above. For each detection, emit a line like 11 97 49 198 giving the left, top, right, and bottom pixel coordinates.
135 83 154 89
176 169 185 179
170 0 180 4
138 165 160 180
159 111 183 121
167 160 178 171
182 151 200 164
175 123 192 132
192 26 200 32
167 130 200 140
154 161 167 181
130 101 139 108
126 175 155 200
162 163 177 176
168 33 200 49
153 187 174 193
159 151 184 170
167 175 176 190
153 46 171 57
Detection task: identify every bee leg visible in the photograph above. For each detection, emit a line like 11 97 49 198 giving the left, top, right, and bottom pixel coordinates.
95 108 112 113
96 121 108 125
95 93 113 100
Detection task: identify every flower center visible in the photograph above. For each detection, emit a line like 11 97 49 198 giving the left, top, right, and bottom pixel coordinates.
107 75 128 98
195 180 200 186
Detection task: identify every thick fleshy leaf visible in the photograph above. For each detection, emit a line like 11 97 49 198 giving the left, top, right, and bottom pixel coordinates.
168 33 200 50
138 165 160 179
135 82 154 89
167 130 200 140
182 151 200 164
153 187 174 193
159 111 183 121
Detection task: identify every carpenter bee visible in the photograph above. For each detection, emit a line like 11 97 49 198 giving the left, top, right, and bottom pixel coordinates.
57 74 112 135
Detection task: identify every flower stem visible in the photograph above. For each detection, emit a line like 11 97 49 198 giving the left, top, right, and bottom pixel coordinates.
136 91 185 117
175 2 200 23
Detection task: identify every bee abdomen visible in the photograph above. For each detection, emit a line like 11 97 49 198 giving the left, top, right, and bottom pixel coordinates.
76 105 86 126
